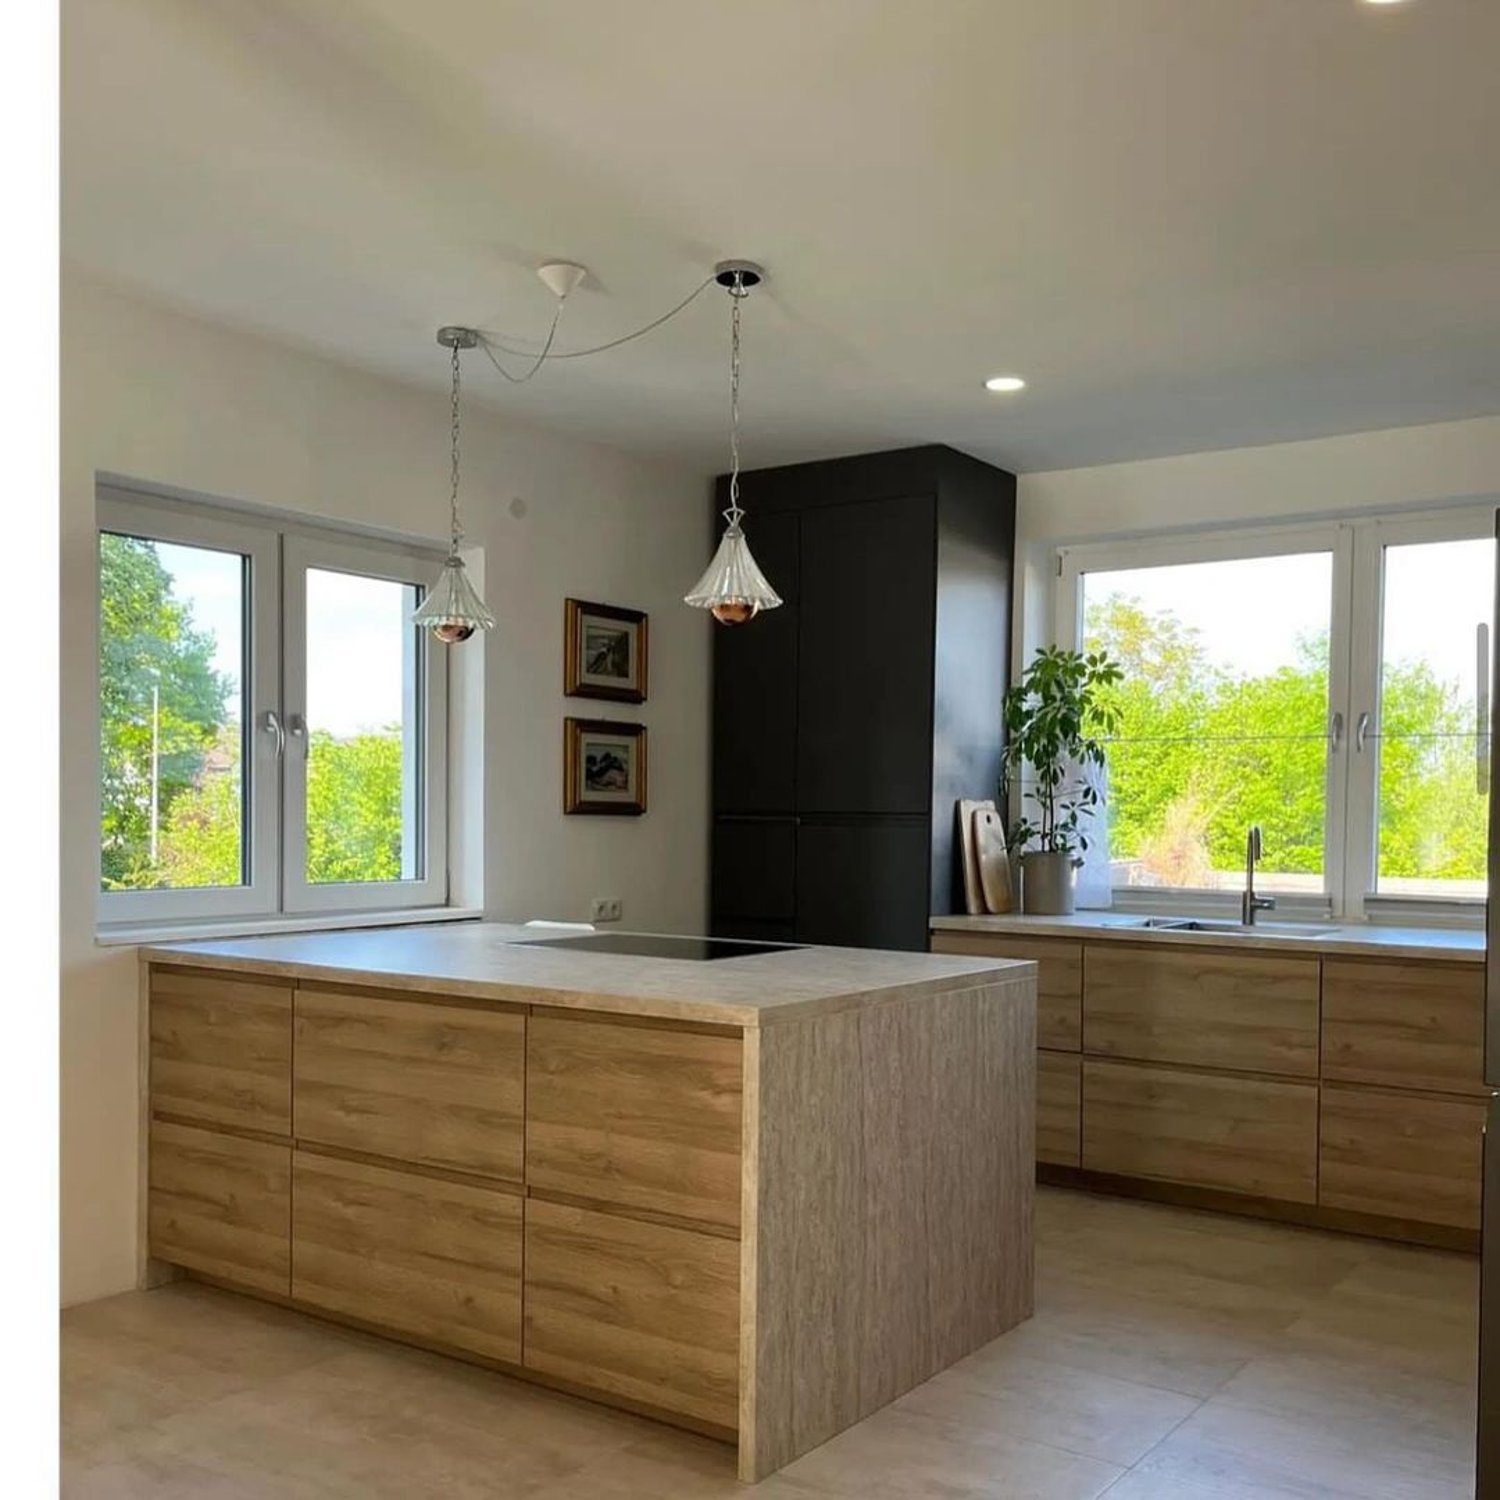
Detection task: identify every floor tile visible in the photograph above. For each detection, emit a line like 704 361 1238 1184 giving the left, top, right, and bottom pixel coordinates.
895 1352 1200 1466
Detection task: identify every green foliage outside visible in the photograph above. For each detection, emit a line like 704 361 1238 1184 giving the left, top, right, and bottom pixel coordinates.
99 535 405 891
1085 594 1487 887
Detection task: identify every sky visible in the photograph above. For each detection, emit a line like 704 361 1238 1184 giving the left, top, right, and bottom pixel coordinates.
156 541 414 738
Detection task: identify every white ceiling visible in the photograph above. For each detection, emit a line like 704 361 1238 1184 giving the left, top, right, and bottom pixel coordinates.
62 0 1500 474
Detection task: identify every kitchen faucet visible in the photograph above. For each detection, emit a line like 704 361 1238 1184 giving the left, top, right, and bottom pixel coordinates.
1241 825 1276 927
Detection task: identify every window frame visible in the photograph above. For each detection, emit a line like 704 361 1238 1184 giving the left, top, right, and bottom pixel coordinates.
281 532 448 914
96 489 282 925
1053 505 1495 924
1345 507 1495 922
96 486 450 930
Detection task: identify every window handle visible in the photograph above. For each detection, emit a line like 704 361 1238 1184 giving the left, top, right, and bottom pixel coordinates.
1355 711 1372 753
1328 711 1344 753
261 709 285 757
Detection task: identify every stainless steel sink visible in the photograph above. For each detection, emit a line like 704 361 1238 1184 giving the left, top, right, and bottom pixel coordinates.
1134 916 1336 937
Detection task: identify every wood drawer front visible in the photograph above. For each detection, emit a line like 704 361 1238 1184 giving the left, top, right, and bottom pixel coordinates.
1083 945 1319 1077
1081 1059 1318 1203
293 989 524 1182
1037 1049 1081 1166
150 967 292 1134
931 934 1081 1050
149 1120 290 1296
291 1151 522 1363
1322 960 1484 1096
527 1013 743 1230
523 1197 739 1432
1319 1084 1486 1230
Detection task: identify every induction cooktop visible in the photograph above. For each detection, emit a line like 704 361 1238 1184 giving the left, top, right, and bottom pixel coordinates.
518 932 802 961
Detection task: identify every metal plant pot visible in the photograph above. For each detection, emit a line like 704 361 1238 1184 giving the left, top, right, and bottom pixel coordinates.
1020 850 1081 915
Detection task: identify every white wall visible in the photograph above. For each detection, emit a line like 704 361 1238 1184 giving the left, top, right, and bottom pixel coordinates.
61 268 714 1305
1014 415 1500 660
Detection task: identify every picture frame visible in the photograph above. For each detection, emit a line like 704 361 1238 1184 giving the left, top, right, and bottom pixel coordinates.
564 718 647 816
564 598 648 703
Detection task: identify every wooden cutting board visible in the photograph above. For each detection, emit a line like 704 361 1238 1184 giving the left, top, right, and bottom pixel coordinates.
956 799 991 915
974 807 1014 914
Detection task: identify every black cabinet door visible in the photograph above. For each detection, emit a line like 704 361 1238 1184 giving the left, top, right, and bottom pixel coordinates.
796 495 936 815
712 509 799 814
711 816 796 921
794 817 931 951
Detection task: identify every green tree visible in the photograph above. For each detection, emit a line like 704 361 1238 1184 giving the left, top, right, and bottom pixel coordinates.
1084 590 1487 888
305 729 404 884
99 534 232 889
156 726 243 888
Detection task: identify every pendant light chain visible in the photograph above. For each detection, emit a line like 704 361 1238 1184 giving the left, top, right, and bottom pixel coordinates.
724 272 746 536
448 339 464 553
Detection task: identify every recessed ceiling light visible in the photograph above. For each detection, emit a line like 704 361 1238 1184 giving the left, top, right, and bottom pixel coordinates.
984 375 1027 393
1363 1 1409 6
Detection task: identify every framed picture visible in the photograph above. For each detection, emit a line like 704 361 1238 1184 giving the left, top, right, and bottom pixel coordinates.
565 598 648 703
564 718 647 816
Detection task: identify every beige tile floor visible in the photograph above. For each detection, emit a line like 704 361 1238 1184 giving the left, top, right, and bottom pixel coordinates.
61 1187 1480 1498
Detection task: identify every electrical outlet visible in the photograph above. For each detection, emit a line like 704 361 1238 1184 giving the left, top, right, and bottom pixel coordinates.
590 897 622 924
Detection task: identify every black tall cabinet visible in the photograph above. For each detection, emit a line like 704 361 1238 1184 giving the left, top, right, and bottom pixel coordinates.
709 445 1016 952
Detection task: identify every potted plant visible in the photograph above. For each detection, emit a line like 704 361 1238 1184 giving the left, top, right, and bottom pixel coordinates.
1002 646 1121 914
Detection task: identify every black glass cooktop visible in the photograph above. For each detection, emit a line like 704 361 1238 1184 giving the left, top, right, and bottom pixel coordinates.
519 933 801 961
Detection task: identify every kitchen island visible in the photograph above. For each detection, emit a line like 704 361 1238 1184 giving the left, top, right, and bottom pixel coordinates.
139 923 1036 1482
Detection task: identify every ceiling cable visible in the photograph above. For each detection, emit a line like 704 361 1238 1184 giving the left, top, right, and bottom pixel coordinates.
475 273 715 371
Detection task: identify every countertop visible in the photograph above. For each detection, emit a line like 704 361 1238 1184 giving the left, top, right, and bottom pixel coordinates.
140 922 1033 1028
930 911 1484 963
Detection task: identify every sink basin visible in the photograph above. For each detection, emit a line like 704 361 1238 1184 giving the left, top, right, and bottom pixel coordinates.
1134 917 1337 938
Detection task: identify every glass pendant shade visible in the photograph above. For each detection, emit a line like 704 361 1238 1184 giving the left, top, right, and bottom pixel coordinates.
412 553 496 644
684 525 783 624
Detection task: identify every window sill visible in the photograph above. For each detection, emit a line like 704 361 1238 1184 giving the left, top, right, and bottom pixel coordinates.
95 905 484 948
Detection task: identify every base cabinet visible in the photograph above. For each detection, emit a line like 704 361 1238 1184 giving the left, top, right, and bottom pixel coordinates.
291 1150 523 1363
523 1198 741 1433
148 1120 290 1296
936 932 1483 1246
1081 1058 1318 1203
1037 1050 1081 1166
1319 1083 1486 1231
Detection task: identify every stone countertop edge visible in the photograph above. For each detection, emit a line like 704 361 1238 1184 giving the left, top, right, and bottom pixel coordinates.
137 923 1037 1029
930 911 1484 963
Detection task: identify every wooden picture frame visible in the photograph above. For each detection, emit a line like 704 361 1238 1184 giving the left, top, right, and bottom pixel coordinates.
565 598 648 703
564 718 647 816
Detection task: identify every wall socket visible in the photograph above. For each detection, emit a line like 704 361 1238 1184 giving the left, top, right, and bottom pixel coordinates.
590 897 623 924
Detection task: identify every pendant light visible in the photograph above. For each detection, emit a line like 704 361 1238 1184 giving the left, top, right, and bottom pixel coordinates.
412 327 497 644
684 262 783 625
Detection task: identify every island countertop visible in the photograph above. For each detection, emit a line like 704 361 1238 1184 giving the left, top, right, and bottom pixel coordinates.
140 921 1031 1028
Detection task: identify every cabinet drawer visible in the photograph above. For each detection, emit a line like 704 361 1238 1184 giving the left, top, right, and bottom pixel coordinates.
1319 1084 1486 1230
150 967 291 1134
1037 1049 1081 1166
1083 945 1319 1077
1322 960 1484 1096
527 1013 742 1230
523 1198 739 1432
294 989 524 1182
1081 1059 1318 1203
932 935 1081 1050
291 1151 522 1363
149 1120 289 1295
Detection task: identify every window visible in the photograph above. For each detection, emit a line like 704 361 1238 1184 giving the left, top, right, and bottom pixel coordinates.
1058 505 1493 920
97 486 448 926
1079 547 1335 897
